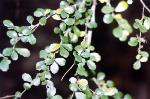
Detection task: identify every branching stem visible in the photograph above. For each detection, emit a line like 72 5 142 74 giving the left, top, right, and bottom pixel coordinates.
140 0 150 14
0 95 15 99
86 0 97 45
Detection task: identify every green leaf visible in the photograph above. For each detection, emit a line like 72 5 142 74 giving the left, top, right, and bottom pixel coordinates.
21 27 32 35
75 92 86 99
15 91 22 98
22 73 32 82
140 51 149 58
2 48 13 56
52 15 61 20
16 48 30 57
113 27 123 38
79 7 86 13
124 94 132 99
106 80 114 87
95 88 102 95
73 26 81 36
133 19 147 33
127 0 133 4
103 14 113 24
69 77 77 83
60 1 69 8
64 6 75 14
11 50 18 60
114 92 123 99
47 87 56 97
27 15 34 24
87 60 96 70
86 22 98 29
27 34 37 45
75 45 83 54
55 58 66 66
133 61 141 70
54 27 61 34
73 51 83 62
90 52 101 62
39 50 48 59
101 5 114 14
97 72 105 81
76 64 88 77
10 38 18 45
69 83 78 92
67 0 74 3
64 18 75 26
69 33 78 43
92 95 99 99
39 17 47 26
128 37 138 47
51 95 62 99
0 58 11 72
36 61 47 71
34 8 45 17
45 58 54 65
60 47 69 58
7 31 18 38
115 1 128 12
144 17 150 29
3 20 14 28
74 11 82 19
50 62 59 74
60 10 68 18
47 43 60 52
62 44 73 51
59 22 66 31
100 96 109 99
32 77 40 86
23 83 31 90
45 9 51 15
117 19 132 33
81 52 90 58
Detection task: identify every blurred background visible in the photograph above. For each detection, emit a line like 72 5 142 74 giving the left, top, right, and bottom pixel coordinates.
0 0 150 99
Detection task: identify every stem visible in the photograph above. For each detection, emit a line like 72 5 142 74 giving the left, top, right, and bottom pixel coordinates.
140 0 150 13
86 0 97 45
0 95 15 99
138 6 145 52
61 61 76 81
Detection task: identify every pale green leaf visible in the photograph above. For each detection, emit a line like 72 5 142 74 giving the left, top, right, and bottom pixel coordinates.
87 60 96 70
75 92 86 99
0 58 11 72
50 62 59 74
55 58 66 66
16 48 30 57
22 73 32 82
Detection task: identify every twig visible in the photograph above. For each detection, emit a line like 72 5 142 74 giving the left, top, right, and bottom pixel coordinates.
61 61 76 81
140 0 150 14
0 95 15 99
138 6 145 52
86 0 97 45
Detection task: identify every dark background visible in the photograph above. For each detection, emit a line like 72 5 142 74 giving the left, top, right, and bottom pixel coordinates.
0 0 150 99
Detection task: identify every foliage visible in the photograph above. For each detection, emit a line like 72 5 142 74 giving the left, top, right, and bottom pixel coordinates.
0 0 150 99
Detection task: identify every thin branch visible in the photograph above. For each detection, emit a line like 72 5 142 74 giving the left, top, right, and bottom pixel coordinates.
61 61 76 81
86 0 97 45
0 95 15 99
140 0 150 14
138 6 145 52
